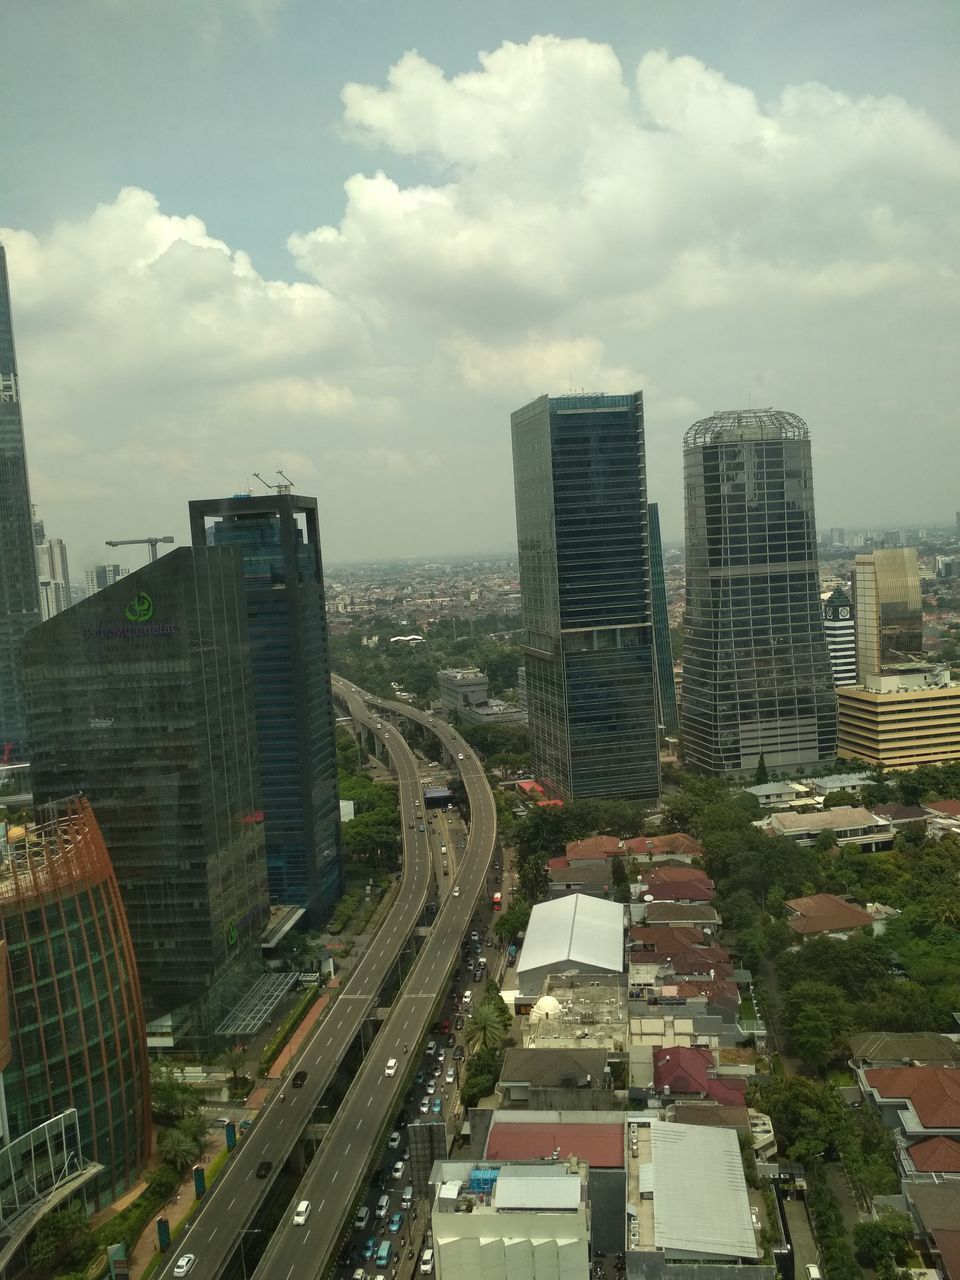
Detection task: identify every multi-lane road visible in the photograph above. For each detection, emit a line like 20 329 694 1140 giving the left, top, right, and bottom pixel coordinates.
157 680 496 1280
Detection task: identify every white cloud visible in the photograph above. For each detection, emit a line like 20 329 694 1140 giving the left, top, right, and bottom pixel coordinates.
5 37 960 565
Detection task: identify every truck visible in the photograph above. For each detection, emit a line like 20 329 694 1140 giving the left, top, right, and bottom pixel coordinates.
492 891 502 911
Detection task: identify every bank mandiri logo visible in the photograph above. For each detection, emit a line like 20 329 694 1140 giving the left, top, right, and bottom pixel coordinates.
124 592 154 623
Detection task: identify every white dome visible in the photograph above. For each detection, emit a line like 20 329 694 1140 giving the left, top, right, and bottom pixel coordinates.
530 995 562 1023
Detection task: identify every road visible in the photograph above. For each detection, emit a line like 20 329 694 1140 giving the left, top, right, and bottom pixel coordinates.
156 692 434 1280
250 680 498 1280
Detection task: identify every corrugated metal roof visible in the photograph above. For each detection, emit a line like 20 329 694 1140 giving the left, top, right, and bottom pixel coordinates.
495 1170 581 1212
518 895 624 976
651 1123 758 1259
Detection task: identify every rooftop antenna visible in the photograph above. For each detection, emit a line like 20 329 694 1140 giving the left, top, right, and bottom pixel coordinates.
252 472 272 492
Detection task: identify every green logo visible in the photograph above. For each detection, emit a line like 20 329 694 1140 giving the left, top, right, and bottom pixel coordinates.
124 592 154 623
227 921 239 947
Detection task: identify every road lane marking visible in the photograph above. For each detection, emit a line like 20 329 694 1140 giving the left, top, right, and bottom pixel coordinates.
228 1196 236 1209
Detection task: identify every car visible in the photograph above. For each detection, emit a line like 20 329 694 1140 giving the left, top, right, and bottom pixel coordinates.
446 1033 455 1047
805 1269 822 1280
292 1199 311 1226
426 1079 436 1094
455 1015 465 1031
414 1070 425 1085
420 1249 435 1273
441 1019 450 1034
388 1211 404 1234
431 1096 443 1114
437 1048 446 1063
458 752 464 760
452 886 460 896
478 956 488 970
432 1064 442 1078
353 1269 366 1280
445 1067 455 1084
408 821 414 829
173 1257 195 1277
418 823 425 832
419 1095 430 1113
473 968 483 982
470 930 479 943
363 1238 377 1260
392 1160 405 1179
453 1045 464 1061
256 1160 272 1178
388 1130 401 1148
385 1058 398 1078
292 1069 307 1088
426 1040 437 1056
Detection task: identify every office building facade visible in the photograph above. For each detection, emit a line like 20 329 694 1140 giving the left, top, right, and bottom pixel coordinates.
838 667 960 769
822 586 857 687
648 502 680 738
189 494 343 922
0 245 41 755
34 510 72 621
681 409 836 774
0 797 150 1206
85 564 128 596
21 548 269 1050
852 548 923 677
511 393 660 801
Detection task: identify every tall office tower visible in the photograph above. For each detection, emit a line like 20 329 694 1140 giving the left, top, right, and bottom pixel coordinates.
883 529 904 548
21 548 269 1052
681 409 837 774
852 547 923 677
830 527 846 548
85 563 128 596
822 587 857 686
0 246 42 754
648 502 680 738
0 797 150 1207
510 393 660 801
189 493 344 922
33 508 72 621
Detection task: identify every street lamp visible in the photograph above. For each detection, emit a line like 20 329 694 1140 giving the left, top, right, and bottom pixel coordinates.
239 1228 261 1280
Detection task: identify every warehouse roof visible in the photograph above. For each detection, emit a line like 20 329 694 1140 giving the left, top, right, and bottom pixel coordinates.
517 894 624 977
650 1123 759 1259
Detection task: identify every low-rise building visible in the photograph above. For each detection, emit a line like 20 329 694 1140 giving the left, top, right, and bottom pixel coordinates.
437 666 524 725
837 666 960 769
808 772 873 798
497 1049 612 1109
523 978 628 1052
759 806 894 850
849 1032 960 1070
516 895 625 999
636 866 715 904
903 1182 960 1280
784 893 874 938
638 902 721 930
858 1064 960 1143
741 781 813 808
652 1047 747 1107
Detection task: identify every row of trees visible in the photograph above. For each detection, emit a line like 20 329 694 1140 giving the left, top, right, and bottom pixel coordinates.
460 980 514 1107
336 727 403 870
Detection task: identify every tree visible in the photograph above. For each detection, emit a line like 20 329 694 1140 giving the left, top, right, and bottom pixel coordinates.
494 897 530 942
789 1006 836 1073
150 1061 200 1123
463 1003 506 1054
754 753 768 785
751 1075 851 1162
30 1203 91 1272
158 1125 200 1173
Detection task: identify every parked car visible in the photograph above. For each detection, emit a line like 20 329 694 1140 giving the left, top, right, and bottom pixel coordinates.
392 1161 405 1179
419 1095 430 1113
453 1045 465 1061
388 1130 401 1148
420 1249 435 1273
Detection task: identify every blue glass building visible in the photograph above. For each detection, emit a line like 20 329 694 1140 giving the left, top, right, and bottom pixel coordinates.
189 493 343 922
648 503 680 738
510 393 660 801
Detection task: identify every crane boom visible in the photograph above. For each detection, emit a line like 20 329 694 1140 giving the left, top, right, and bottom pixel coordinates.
105 536 174 563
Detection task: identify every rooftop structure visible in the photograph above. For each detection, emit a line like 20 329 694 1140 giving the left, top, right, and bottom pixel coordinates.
848 1032 960 1069
484 1112 625 1167
761 806 894 850
784 893 874 937
861 1066 960 1136
652 1047 747 1106
524 976 628 1052
517 894 625 998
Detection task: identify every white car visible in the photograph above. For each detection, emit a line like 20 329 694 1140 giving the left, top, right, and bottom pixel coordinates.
419 1095 430 1113
452 886 460 897
445 1067 455 1084
385 1058 398 1077
457 752 464 760
420 1249 435 1273
392 1160 405 1179
388 1130 401 1148
173 1258 195 1278
292 1199 311 1225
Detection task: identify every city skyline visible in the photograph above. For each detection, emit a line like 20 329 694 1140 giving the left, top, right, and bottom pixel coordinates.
2 4 959 566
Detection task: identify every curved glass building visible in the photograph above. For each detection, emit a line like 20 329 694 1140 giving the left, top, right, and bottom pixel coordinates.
0 797 150 1206
681 409 836 774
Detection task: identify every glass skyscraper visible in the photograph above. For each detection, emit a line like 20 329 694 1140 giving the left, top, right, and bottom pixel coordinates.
648 502 680 738
852 548 923 677
510 393 660 801
0 245 41 755
21 548 269 1051
189 493 343 922
681 409 837 774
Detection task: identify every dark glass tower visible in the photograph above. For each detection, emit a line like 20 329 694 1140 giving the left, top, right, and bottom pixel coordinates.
189 493 343 922
681 409 837 774
21 548 269 1051
0 245 41 754
510 393 660 801
648 502 680 738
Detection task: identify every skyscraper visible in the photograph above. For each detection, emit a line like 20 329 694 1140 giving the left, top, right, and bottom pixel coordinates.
822 587 857 687
85 564 128 596
681 408 837 774
852 548 923 677
648 502 680 738
189 493 344 921
34 507 72 620
0 245 41 754
21 548 269 1051
510 393 660 802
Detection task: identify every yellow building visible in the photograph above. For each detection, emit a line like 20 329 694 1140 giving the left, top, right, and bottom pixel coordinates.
837 667 960 769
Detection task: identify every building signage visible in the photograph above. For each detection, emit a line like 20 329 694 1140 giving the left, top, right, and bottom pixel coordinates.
81 591 177 640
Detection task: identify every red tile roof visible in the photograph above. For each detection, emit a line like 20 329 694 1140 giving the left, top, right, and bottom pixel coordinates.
926 799 960 818
934 1230 960 1280
485 1121 624 1168
630 925 707 950
517 780 545 795
640 873 716 902
785 893 873 935
653 1047 747 1106
564 836 623 860
865 1067 960 1129
909 1136 960 1173
624 833 704 859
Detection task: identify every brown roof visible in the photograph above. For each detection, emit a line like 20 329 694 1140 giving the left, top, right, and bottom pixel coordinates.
849 1031 960 1067
909 1136 960 1173
865 1066 960 1128
926 799 960 818
564 836 623 860
669 1103 752 1133
624 833 704 859
934 1231 960 1280
872 803 929 823
630 925 706 950
644 902 720 924
785 893 873 935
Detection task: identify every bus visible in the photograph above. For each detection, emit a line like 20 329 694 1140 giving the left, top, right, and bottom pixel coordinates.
492 892 502 911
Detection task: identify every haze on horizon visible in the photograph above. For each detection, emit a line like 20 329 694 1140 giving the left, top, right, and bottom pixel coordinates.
2 0 958 574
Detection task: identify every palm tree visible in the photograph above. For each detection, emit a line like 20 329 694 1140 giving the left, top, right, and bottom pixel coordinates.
158 1126 200 1173
219 1045 247 1089
463 1003 505 1055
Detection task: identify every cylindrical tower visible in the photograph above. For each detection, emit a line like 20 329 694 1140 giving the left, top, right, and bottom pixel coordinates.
0 796 151 1206
681 409 837 774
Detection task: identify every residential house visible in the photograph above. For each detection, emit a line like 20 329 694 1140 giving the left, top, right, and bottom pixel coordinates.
639 902 721 930
653 1047 748 1107
759 805 895 850
903 1182 960 1280
741 781 813 808
636 866 715 904
785 893 874 939
496 1048 611 1109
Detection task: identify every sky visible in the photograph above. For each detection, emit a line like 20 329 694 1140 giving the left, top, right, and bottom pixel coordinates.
2 0 958 572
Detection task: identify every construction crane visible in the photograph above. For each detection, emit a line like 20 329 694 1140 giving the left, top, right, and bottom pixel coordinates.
105 536 174 563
